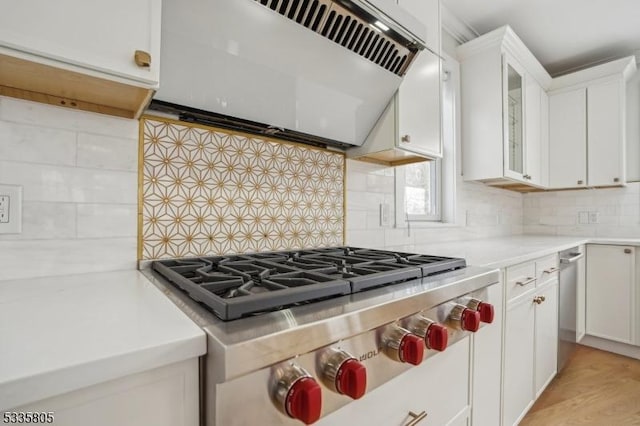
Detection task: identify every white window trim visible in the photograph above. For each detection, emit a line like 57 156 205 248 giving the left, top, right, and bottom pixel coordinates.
394 160 442 224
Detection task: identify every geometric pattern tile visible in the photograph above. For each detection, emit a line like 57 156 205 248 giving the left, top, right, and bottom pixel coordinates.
139 116 345 260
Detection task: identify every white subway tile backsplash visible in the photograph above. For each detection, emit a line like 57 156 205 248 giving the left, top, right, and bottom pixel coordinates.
346 171 367 192
345 210 367 231
0 237 137 280
0 95 139 279
0 201 76 241
0 97 137 138
77 204 137 238
523 182 640 237
0 121 76 166
345 229 385 248
77 133 138 171
0 161 137 204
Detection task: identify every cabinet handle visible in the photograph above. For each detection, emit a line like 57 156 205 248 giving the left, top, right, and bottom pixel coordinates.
543 267 559 274
533 295 546 304
614 177 620 183
516 277 536 286
523 174 531 180
406 411 427 426
401 134 411 143
624 248 632 254
577 180 584 185
134 50 151 68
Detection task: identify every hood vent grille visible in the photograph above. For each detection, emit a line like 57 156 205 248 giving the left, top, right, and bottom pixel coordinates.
254 0 419 76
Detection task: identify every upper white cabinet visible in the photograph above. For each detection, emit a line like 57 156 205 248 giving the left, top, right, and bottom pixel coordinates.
458 26 552 190
548 57 636 189
0 0 160 118
348 0 441 166
549 88 588 188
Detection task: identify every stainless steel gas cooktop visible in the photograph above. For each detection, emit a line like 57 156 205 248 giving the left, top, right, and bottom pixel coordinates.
151 247 467 320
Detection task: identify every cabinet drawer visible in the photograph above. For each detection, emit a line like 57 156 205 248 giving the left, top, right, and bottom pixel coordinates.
506 262 537 301
536 254 559 285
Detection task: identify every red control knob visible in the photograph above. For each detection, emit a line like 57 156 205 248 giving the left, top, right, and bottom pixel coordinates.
477 302 495 323
426 323 449 351
286 377 322 425
400 334 425 365
336 359 367 400
462 308 481 332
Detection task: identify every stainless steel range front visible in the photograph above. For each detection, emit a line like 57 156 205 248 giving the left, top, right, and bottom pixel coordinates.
143 247 499 425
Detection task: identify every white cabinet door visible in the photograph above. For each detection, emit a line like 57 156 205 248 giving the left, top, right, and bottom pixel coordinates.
525 77 542 185
534 280 558 397
503 292 535 426
396 0 441 159
503 55 527 182
586 245 636 344
396 43 442 158
0 0 160 86
587 79 625 186
319 338 470 426
549 88 587 188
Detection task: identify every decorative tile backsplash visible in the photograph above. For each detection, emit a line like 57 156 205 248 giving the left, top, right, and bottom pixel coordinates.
139 117 345 260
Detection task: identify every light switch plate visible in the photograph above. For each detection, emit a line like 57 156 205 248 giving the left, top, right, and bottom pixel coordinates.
0 184 23 234
588 211 600 224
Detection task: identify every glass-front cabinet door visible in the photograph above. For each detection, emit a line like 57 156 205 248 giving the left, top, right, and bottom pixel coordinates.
503 56 526 180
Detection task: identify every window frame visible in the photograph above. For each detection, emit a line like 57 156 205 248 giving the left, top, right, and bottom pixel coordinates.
394 159 442 223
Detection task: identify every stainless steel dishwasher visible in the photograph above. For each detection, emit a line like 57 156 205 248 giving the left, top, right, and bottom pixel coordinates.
558 247 584 372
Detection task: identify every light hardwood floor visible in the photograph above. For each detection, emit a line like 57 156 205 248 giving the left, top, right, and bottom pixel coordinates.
520 345 640 425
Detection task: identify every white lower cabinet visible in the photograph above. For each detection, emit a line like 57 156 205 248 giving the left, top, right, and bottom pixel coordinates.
503 291 536 426
586 245 636 344
11 359 199 426
534 280 559 397
502 255 559 426
319 337 470 426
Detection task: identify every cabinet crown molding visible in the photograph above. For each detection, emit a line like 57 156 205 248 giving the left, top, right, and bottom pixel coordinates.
456 25 552 89
549 56 637 92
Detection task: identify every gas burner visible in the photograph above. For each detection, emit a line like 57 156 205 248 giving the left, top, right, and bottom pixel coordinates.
152 248 466 320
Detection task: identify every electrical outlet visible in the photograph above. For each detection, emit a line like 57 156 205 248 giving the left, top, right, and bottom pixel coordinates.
0 184 22 234
578 211 589 225
588 211 599 224
0 195 9 223
379 203 391 227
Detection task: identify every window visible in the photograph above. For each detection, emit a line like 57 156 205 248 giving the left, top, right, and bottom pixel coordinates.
395 160 441 222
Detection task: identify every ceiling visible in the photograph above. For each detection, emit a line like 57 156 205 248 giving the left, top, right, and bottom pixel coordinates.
442 0 640 76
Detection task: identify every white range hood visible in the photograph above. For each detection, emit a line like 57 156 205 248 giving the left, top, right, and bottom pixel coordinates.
152 0 429 148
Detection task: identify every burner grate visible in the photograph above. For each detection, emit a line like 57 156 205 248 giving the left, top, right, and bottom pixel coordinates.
152 248 466 320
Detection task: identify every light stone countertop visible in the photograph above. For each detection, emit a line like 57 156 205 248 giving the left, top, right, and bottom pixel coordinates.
2 235 638 411
391 235 640 268
0 270 206 411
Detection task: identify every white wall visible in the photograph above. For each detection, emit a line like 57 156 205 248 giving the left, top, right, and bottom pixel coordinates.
0 96 138 280
523 183 640 237
345 159 524 249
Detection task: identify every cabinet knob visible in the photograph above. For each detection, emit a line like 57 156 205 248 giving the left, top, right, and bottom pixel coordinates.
533 295 546 305
624 248 632 254
401 134 411 143
577 180 584 185
614 177 620 183
134 50 151 68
